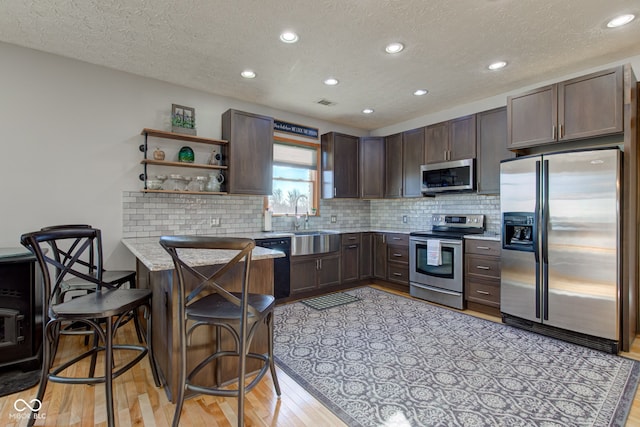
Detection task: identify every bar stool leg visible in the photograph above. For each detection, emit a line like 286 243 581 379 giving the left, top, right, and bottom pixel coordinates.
267 314 281 396
105 318 115 427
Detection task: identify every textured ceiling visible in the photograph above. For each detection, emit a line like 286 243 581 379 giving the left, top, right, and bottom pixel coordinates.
1 0 639 131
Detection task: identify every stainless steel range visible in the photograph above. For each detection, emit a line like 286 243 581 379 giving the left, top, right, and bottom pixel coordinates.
409 214 484 309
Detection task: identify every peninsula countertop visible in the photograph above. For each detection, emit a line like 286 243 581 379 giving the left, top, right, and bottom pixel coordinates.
122 237 285 272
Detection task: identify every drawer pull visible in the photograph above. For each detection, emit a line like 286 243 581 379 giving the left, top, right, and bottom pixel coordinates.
476 290 490 295
393 272 403 276
392 237 402 240
476 266 490 270
393 253 403 257
348 245 358 249
476 246 490 250
348 237 357 240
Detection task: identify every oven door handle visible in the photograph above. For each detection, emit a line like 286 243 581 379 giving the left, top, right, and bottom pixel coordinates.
410 238 462 247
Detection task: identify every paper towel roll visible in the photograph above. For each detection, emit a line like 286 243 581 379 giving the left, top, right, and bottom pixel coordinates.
263 210 272 231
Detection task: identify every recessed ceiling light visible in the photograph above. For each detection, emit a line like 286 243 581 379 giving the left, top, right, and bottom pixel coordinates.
414 89 429 96
323 78 339 86
280 31 299 43
607 14 635 28
240 70 256 79
488 61 508 71
362 108 374 114
385 42 404 54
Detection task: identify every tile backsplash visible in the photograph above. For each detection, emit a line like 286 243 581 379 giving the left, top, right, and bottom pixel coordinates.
122 191 500 238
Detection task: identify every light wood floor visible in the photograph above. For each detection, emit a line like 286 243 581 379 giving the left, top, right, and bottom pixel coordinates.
2 285 640 426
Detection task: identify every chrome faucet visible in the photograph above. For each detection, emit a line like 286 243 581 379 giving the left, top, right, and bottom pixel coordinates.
294 194 308 215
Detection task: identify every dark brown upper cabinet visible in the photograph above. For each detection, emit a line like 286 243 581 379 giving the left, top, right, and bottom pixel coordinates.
476 107 514 194
402 127 425 198
321 132 359 199
507 66 623 150
359 136 385 199
222 109 274 195
384 133 403 198
425 115 476 164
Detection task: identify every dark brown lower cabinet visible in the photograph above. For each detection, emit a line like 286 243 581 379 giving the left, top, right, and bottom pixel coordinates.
464 239 501 316
359 232 372 279
386 233 409 288
373 233 387 280
341 233 360 284
290 252 341 294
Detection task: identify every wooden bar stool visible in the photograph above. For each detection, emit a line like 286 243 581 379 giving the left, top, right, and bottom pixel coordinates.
160 235 281 427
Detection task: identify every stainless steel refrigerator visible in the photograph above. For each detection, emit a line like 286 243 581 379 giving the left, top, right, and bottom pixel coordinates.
500 148 620 351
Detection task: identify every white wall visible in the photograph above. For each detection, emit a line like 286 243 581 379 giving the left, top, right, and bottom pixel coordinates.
0 42 365 268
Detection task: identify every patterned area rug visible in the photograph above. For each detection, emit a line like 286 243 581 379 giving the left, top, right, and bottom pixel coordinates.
301 292 360 310
274 287 640 427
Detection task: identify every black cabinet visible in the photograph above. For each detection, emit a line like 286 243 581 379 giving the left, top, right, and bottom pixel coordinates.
0 250 41 369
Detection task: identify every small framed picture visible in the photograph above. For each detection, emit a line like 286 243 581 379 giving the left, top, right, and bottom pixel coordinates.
171 104 196 135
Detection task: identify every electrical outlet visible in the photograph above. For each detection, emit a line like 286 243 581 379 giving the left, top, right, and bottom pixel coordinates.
402 215 408 223
331 215 337 223
210 217 221 227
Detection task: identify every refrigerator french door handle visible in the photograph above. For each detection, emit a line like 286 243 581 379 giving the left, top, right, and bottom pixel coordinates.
534 160 541 319
542 159 549 321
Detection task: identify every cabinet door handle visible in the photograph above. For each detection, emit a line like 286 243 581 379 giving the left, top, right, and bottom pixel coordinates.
392 237 402 240
382 235 386 244
476 265 490 270
393 272 402 276
476 246 490 250
559 124 564 139
552 125 557 139
348 237 357 240
476 290 490 295
334 187 337 197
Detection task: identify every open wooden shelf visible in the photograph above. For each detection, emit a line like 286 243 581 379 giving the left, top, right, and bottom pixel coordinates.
141 128 228 145
141 159 228 170
141 189 227 195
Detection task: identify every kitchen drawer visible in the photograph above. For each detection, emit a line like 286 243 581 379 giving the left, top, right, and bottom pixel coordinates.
465 254 501 279
341 233 360 245
466 277 500 308
386 233 409 246
387 263 409 284
465 239 501 256
387 245 409 264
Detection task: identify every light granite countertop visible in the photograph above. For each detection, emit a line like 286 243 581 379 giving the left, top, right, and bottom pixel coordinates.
122 237 285 272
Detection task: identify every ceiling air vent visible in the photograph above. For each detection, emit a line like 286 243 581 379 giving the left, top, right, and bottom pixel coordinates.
316 99 336 106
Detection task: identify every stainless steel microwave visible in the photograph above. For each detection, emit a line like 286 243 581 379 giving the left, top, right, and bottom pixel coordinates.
420 158 475 194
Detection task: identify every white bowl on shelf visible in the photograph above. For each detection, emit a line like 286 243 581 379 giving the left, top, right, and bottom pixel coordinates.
146 179 164 190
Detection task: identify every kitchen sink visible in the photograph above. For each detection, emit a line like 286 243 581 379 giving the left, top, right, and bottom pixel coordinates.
291 230 340 256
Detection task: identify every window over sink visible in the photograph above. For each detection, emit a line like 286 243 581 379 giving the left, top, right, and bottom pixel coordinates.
268 138 320 215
